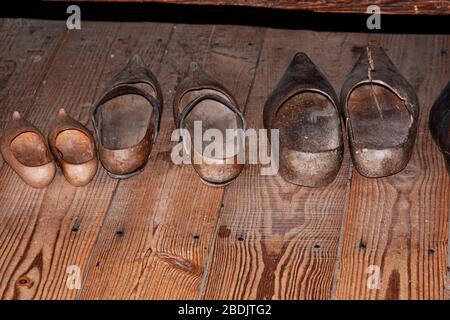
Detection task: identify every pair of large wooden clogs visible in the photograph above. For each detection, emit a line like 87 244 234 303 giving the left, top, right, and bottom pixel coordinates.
267 45 450 187
265 45 420 187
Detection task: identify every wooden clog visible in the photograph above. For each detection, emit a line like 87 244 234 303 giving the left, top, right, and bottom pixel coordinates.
430 81 450 173
48 108 98 186
173 62 245 187
340 45 419 177
92 55 163 179
263 53 343 187
0 112 56 188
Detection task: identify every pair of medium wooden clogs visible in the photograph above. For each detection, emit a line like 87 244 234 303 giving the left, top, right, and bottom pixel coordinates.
92 56 245 186
0 109 97 188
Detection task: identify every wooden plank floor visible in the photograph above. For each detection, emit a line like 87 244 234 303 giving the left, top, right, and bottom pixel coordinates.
0 17 448 300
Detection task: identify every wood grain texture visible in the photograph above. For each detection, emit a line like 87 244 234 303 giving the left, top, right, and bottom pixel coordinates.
0 20 173 299
334 36 450 300
50 0 450 15
0 18 449 300
201 30 369 300
79 24 265 299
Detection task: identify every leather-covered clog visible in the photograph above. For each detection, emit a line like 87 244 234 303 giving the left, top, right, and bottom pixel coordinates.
340 45 419 178
92 55 163 179
173 62 245 187
264 52 343 187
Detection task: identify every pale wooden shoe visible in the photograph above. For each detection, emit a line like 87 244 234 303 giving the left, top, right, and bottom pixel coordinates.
0 112 56 188
48 108 98 186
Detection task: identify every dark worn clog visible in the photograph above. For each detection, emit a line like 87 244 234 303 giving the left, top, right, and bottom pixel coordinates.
341 45 419 177
430 81 450 172
173 62 245 187
92 55 162 179
263 52 343 187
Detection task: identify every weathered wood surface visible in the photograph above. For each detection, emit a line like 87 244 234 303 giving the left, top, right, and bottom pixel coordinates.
334 35 450 300
0 18 449 300
53 0 450 15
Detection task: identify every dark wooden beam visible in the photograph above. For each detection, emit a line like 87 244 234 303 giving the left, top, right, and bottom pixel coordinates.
53 0 450 15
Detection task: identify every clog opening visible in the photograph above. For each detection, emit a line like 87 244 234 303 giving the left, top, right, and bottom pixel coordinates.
11 132 51 167
55 129 95 164
347 83 411 149
275 91 340 153
99 84 155 150
180 89 243 160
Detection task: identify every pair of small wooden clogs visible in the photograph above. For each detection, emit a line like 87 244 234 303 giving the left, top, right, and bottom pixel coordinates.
264 45 420 187
1 109 97 188
92 56 244 187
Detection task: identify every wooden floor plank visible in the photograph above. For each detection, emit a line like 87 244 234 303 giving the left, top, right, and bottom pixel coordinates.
335 35 450 300
79 24 265 299
201 30 369 300
0 21 174 299
0 18 67 299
